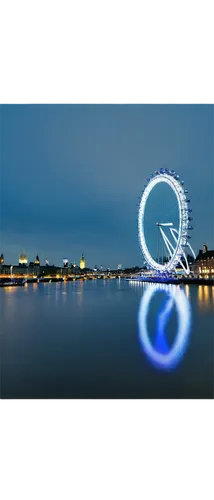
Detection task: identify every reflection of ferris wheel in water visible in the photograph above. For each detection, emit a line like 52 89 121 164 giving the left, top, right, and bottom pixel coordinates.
138 284 191 370
138 168 196 275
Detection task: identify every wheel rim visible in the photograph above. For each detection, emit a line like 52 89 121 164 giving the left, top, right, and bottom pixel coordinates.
138 172 189 272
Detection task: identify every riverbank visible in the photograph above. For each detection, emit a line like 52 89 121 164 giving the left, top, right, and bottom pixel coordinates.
0 275 214 287
0 275 121 287
126 276 214 286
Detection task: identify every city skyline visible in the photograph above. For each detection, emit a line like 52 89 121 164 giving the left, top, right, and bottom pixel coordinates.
1 104 213 267
0 250 121 269
0 250 125 270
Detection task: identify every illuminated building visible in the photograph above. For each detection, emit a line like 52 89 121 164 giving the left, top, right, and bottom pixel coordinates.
63 258 68 268
19 252 28 265
192 244 214 279
0 260 71 278
0 253 4 265
80 254 86 270
34 255 40 265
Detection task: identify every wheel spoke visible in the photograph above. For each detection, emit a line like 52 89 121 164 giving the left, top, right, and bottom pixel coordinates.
138 169 193 275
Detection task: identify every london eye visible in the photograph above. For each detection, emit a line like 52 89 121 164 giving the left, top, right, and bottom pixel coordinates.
138 168 196 275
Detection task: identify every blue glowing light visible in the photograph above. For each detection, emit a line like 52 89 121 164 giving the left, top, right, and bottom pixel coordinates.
138 284 191 370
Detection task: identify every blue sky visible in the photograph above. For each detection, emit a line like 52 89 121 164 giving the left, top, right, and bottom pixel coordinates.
1 105 213 268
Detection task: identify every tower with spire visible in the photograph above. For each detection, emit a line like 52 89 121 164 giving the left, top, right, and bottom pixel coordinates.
34 255 40 265
80 254 86 270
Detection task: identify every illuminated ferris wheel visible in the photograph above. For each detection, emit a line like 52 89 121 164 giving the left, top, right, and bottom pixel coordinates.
138 168 196 275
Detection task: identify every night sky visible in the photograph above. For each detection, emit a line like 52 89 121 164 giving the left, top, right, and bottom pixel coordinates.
1 105 213 268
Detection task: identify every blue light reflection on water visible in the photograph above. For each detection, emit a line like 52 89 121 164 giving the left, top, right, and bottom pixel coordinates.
138 284 192 371
1 280 213 398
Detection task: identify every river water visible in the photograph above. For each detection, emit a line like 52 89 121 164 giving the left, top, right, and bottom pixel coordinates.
0 279 213 398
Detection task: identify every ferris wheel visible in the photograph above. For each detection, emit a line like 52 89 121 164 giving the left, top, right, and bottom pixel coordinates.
138 168 196 275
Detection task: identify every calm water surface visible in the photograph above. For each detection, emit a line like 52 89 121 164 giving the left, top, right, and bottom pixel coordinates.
0 280 213 398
